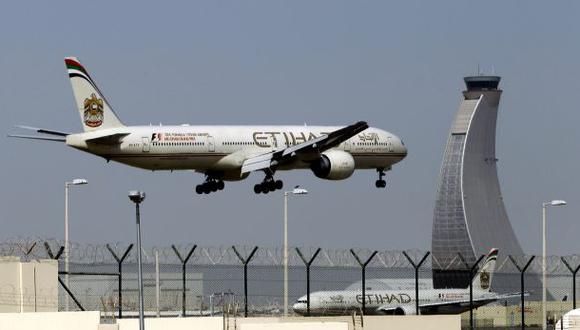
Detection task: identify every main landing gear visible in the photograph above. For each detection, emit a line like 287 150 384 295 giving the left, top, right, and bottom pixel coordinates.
254 175 283 194
195 177 225 194
375 169 387 188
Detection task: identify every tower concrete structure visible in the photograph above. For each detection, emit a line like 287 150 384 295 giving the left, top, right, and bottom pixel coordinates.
431 76 525 289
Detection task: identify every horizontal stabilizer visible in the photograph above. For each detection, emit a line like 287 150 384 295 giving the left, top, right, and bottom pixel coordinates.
15 125 71 136
8 134 66 142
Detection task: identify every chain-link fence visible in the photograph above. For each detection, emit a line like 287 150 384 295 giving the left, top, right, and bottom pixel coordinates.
1 237 579 329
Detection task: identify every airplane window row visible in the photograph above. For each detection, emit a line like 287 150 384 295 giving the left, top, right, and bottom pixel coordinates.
223 142 254 145
223 141 271 146
152 142 203 146
356 142 389 146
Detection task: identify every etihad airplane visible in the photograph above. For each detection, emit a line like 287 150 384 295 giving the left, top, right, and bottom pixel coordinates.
9 57 407 194
293 249 520 316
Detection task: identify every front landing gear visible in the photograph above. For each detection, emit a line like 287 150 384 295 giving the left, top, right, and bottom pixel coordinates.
254 175 283 194
195 177 225 194
375 169 387 188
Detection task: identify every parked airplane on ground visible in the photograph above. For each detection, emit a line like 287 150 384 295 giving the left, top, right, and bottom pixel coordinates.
9 57 407 194
293 249 521 315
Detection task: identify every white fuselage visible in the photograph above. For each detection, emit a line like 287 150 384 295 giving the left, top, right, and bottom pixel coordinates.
66 125 407 179
293 288 496 316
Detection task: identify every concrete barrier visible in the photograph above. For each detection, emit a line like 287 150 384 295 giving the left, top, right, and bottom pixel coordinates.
117 315 460 330
0 312 461 330
0 311 101 330
117 317 222 330
240 322 347 330
364 315 460 330
0 257 58 313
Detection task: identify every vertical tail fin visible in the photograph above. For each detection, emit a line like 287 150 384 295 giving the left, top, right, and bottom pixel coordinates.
472 248 498 292
65 57 124 131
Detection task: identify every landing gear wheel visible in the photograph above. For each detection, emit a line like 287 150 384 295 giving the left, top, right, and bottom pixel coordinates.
195 185 203 194
375 169 387 189
275 180 283 190
202 184 211 194
196 174 226 195
375 180 386 188
254 170 284 194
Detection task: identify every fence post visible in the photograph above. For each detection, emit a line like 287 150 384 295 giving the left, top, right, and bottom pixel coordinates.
457 253 485 330
296 247 321 316
20 241 37 261
106 244 133 319
509 255 535 330
561 257 580 310
172 244 197 317
232 246 258 317
350 249 378 316
402 251 430 315
155 250 160 317
44 242 65 260
45 242 86 311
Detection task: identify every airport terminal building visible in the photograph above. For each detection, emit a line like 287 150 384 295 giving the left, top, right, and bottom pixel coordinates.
431 76 526 289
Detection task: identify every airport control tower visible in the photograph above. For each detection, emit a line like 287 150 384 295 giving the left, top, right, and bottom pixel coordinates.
431 76 525 289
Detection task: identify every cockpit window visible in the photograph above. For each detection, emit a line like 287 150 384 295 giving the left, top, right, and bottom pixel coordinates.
297 299 307 303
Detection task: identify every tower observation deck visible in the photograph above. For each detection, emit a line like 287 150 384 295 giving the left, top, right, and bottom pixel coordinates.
431 75 526 289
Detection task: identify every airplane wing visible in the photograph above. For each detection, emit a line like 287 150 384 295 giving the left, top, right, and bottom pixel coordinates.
241 121 369 174
376 292 525 315
14 125 71 136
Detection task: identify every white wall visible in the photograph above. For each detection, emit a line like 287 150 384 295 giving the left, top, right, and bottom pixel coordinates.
0 257 58 313
117 317 222 330
0 311 100 330
364 315 460 330
117 315 460 330
240 322 348 330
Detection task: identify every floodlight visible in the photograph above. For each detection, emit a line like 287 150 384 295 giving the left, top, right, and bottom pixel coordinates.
129 191 146 204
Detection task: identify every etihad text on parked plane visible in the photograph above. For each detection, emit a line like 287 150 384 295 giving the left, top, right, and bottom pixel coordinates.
10 57 407 194
293 249 522 316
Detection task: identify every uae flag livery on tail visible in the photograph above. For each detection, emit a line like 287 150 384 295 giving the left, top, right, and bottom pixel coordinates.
65 57 124 132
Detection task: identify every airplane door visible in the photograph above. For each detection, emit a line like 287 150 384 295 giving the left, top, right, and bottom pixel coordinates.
343 140 351 152
207 136 215 152
142 137 150 152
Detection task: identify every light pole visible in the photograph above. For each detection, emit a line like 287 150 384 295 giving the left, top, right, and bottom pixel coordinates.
542 199 566 330
129 191 146 330
64 178 87 311
283 186 308 317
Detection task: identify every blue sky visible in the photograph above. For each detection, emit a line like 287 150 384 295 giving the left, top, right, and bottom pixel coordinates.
1 1 579 255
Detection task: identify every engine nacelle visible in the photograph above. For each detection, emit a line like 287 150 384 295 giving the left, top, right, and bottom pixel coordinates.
310 150 355 180
387 306 416 316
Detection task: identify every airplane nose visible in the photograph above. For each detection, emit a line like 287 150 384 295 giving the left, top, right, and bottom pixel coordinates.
400 139 407 157
292 302 306 314
395 136 407 158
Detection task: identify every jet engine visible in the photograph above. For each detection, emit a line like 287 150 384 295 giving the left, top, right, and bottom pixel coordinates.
310 150 355 180
385 306 416 315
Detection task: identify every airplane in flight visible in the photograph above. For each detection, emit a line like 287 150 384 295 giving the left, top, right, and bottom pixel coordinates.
293 249 521 316
9 57 407 194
